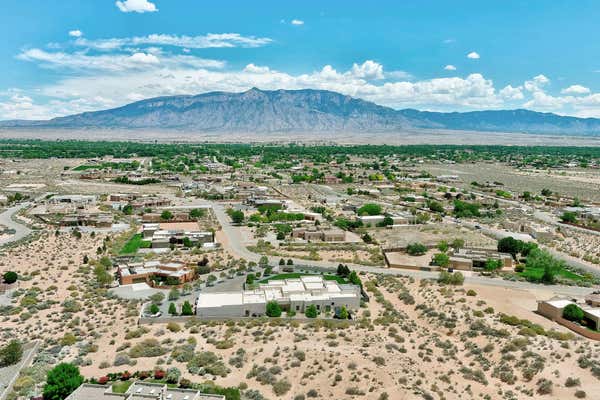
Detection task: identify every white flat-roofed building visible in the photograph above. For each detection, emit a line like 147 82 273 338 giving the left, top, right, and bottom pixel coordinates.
48 194 97 204
66 381 224 400
196 275 360 318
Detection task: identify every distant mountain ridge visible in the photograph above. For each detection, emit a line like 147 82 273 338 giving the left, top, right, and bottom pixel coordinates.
3 88 600 135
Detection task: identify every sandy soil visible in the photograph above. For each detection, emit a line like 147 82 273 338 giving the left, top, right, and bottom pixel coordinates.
2 227 599 400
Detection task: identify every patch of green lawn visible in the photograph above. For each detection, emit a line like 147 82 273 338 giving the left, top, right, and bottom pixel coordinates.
519 265 586 283
112 381 133 393
119 233 151 255
259 272 347 284
73 164 100 171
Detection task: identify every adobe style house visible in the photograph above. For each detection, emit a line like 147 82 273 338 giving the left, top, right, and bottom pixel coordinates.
117 261 194 286
196 276 360 318
537 297 600 338
61 212 113 228
291 227 346 242
448 248 514 271
66 381 224 400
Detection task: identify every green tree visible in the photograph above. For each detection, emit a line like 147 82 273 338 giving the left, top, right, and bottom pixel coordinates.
122 204 133 215
168 288 180 301
438 271 465 285
230 210 244 224
168 302 177 316
259 255 269 268
286 259 293 265
337 264 350 277
245 274 255 285
189 208 206 219
406 242 427 256
437 240 449 253
428 201 444 213
305 304 318 318
93 264 112 287
2 271 18 284
181 300 193 316
485 259 502 272
450 238 465 250
338 306 349 320
149 292 165 305
166 367 181 384
357 203 382 216
560 212 577 224
526 248 563 284
160 210 174 221
0 340 23 367
149 303 160 314
348 271 361 286
497 236 523 258
266 301 282 317
563 304 584 322
279 258 285 266
99 256 112 268
432 253 450 267
43 363 84 400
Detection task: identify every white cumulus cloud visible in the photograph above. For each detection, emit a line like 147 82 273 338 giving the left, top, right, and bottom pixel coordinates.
524 74 550 92
243 64 271 74
499 85 524 100
68 30 83 38
444 65 456 71
291 19 304 25
467 52 480 59
350 60 384 80
561 84 591 95
129 52 160 64
115 0 158 13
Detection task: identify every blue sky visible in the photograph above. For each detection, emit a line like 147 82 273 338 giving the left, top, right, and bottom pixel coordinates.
3 0 600 119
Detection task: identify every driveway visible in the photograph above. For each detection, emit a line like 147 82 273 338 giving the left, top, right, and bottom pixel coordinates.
0 202 32 246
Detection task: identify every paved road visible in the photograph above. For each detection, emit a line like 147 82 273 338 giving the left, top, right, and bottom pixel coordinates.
210 202 596 297
0 341 39 400
0 202 32 246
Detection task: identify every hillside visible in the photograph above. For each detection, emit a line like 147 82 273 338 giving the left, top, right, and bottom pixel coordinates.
3 88 600 135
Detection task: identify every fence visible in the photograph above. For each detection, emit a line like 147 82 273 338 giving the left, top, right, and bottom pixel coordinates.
555 317 600 341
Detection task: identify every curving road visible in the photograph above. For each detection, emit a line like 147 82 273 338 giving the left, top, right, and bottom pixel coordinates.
0 202 32 246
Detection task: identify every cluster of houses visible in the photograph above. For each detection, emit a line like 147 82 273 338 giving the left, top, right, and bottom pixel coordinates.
561 206 600 225
30 194 115 228
384 246 514 271
195 275 361 318
503 220 557 242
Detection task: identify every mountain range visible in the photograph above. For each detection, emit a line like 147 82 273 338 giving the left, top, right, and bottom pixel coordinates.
2 88 600 135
